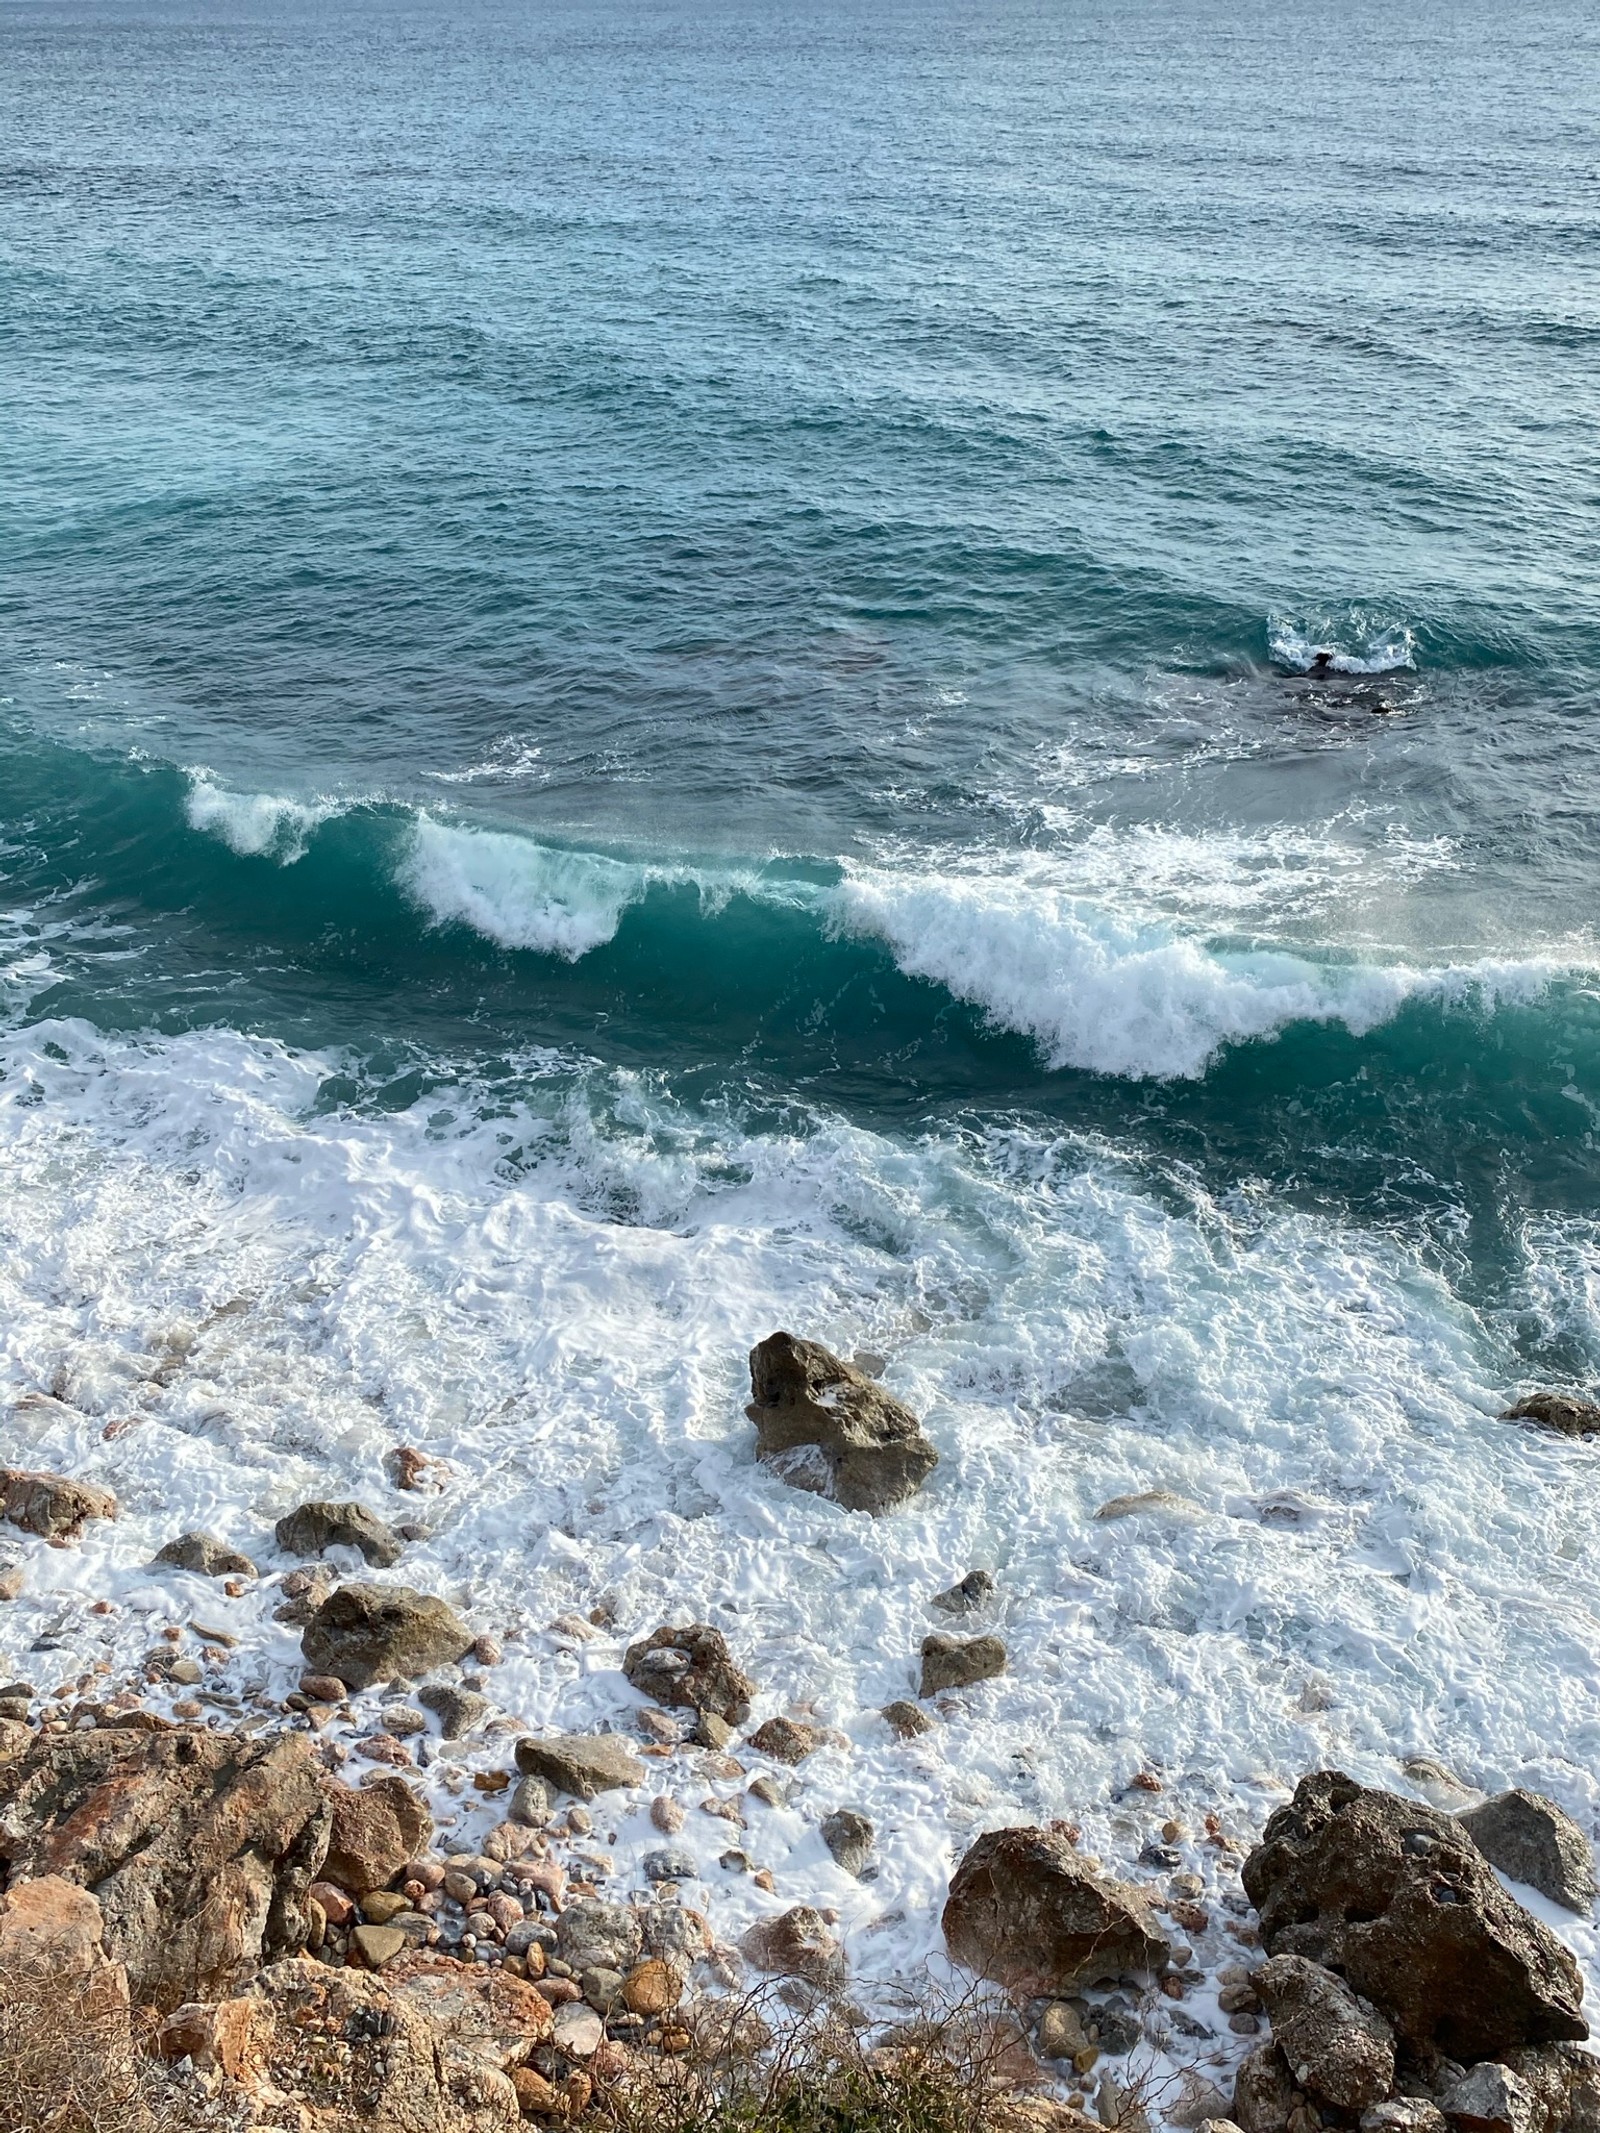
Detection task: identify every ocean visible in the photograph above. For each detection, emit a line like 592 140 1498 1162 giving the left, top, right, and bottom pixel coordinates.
4 0 1600 2039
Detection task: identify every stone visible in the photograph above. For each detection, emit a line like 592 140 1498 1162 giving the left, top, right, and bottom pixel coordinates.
1 1469 117 1541
302 1583 474 1691
1253 1953 1395 2110
1094 1490 1204 1520
362 1890 414 1924
1499 2046 1600 2133
513 2067 562 2116
651 1795 686 1835
740 1904 846 1989
747 1715 826 1763
640 1900 710 1968
1232 2043 1297 2133
821 1808 874 1877
350 1922 407 1967
883 1699 932 1738
1440 2061 1539 2133
156 1530 258 1578
300 1671 348 1704
1197 2123 1248 2133
1170 2076 1236 2128
552 2002 604 2057
0 1558 22 1602
274 1567 337 1627
381 1703 429 1737
1460 1791 1597 1913
1361 2105 1448 2133
390 1446 435 1491
1502 1394 1600 1438
622 1622 756 1725
1038 2001 1090 2059
1241 1770 1587 2059
746 1330 939 1514
943 1826 1169 1996
509 1774 552 1826
556 1900 643 1975
0 1876 133 2090
513 1732 645 1801
309 1881 355 1926
322 1774 432 1893
623 1958 679 2015
420 1682 489 1738
581 1964 625 2010
0 1726 330 2011
932 1568 997 1614
644 1845 698 1883
920 1632 1007 1696
276 1499 405 1568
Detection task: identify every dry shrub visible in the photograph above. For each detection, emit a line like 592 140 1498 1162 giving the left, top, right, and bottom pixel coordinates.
0 1967 240 2133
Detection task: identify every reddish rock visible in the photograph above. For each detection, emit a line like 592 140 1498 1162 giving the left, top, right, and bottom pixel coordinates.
746 1716 827 1764
740 1905 846 1989
321 1774 432 1894
1 1469 117 1542
623 1622 756 1725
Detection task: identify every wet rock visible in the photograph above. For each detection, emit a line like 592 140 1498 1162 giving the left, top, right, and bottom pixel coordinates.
1459 1792 1597 1914
509 1773 552 1827
301 1583 474 1691
931 1567 997 1614
581 1964 625 2011
740 1904 847 1989
513 1732 645 1801
1253 1953 1395 2110
747 1716 827 1764
1 1469 117 1541
883 1698 932 1738
1171 2076 1235 2128
156 1530 258 1578
276 1499 404 1568
622 1622 755 1726
1502 1394 1600 1438
299 1671 348 1704
644 1846 698 1883
1242 1770 1587 2059
1232 2042 1297 2133
1441 2062 1542 2133
0 1726 329 2010
692 1710 734 1749
943 1825 1169 1996
0 1555 22 1602
920 1632 1007 1697
821 1808 875 1878
418 1682 488 1738
556 1900 642 1975
746 1330 938 1514
321 1774 431 1894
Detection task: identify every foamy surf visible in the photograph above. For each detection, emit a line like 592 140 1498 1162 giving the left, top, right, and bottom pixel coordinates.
1268 615 1418 675
184 773 339 863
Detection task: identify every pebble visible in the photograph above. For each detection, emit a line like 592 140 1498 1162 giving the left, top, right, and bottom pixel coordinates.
300 1673 347 1704
381 1704 428 1737
566 1806 593 1836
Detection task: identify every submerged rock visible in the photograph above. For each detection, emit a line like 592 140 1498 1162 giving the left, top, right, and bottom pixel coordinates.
1241 1770 1586 2059
301 1583 474 1691
276 1499 404 1568
746 1331 938 1514
156 1530 258 1578
1501 1394 1600 1438
622 1622 755 1725
1459 1791 1598 1914
920 1632 1007 1697
821 1808 875 1878
943 1824 1169 1995
1 1469 117 1541
882 1698 933 1738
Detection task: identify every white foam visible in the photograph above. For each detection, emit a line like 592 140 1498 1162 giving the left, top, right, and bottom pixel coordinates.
1268 616 1417 675
184 774 335 863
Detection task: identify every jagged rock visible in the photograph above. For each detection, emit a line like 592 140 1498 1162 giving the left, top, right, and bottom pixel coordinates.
301 1583 473 1690
640 1898 710 1969
1460 1792 1597 1913
155 1530 258 1578
1361 2104 1448 2133
622 1622 755 1725
1499 2047 1600 2133
821 1808 874 1877
509 1774 551 1827
741 1904 846 1989
1253 1953 1395 2109
321 1774 431 1893
0 1726 329 2010
747 1716 827 1764
1038 2001 1089 2059
943 1825 1169 1995
1232 2042 1297 2133
513 1732 645 1800
920 1632 1007 1696
746 1331 938 1514
274 1565 337 1627
883 1698 933 1737
0 1876 134 2095
644 1845 698 1883
1170 2076 1236 2128
932 1568 997 1614
1 1469 117 1541
418 1682 489 1738
1502 1395 1600 1438
0 1718 30 1760
276 1499 404 1568
557 1900 643 1974
1242 1770 1586 2060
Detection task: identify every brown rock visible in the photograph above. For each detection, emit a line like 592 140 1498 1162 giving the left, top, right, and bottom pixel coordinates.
513 2065 562 2116
740 1904 847 1989
623 1957 680 2015
155 1530 258 1578
276 1498 404 1567
301 1582 474 1690
1 1469 117 1541
322 1773 431 1894
350 1922 407 1968
920 1632 1007 1697
883 1698 933 1738
0 1876 134 2092
622 1622 756 1725
943 1825 1169 1995
1242 1770 1587 2059
746 1715 826 1764
931 1568 997 1614
512 1731 645 1800
1232 2042 1297 2133
746 1330 939 1514
1253 1953 1395 2110
0 1727 329 2010
1459 1791 1598 1913
1502 1394 1600 1438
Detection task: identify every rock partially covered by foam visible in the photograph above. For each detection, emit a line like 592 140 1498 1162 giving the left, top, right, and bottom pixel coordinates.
943 1825 1169 1996
1501 1393 1600 1437
745 1332 938 1514
1 1469 117 1542
277 1499 404 1568
622 1622 755 1726
1241 1770 1586 2060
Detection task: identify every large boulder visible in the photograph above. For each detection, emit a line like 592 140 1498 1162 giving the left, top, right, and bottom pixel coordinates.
943 1826 1169 1995
1252 1953 1395 2110
1502 1395 1600 1438
0 1877 136 2118
1459 1792 1598 1914
1241 1771 1586 2060
746 1332 938 1514
0 1727 330 2010
1 1469 116 1541
276 1499 404 1568
301 1583 473 1690
513 1732 645 1800
622 1622 755 1725
321 1774 431 1894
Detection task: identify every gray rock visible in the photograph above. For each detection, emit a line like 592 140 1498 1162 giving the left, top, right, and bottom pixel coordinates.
155 1531 258 1579
505 1919 556 1956
1501 1394 1600 1438
1460 1791 1597 1913
1232 2042 1296 2133
275 1499 404 1569
640 1899 710 1968
1038 2000 1089 2059
1253 1952 1395 2110
643 1846 698 1883
508 1773 552 1827
513 1732 645 1801
556 1899 643 1974
821 1808 874 1878
1362 2104 1449 2133
931 1568 996 1615
746 1331 938 1515
1096 2004 1142 2056
1441 2061 1539 2133
919 1633 1006 1697
417 1682 488 1739
300 1583 474 1691
552 2002 604 2057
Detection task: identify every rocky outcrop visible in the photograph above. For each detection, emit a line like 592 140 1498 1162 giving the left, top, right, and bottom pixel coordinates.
1460 1791 1597 1913
320 1774 431 1894
513 1732 646 1800
0 1727 330 2010
943 1826 1169 1995
1241 1771 1587 2060
301 1582 474 1690
1 1469 117 1541
622 1622 755 1725
276 1498 404 1567
1252 1953 1395 2109
1502 1394 1600 1438
746 1331 939 1514
920 1632 1007 1696
155 1530 258 1577
741 1904 847 1989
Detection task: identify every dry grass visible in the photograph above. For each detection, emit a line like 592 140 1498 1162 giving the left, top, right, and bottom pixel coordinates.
0 1967 241 2133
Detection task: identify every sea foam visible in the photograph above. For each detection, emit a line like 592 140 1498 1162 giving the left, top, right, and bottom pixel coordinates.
184 774 336 863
